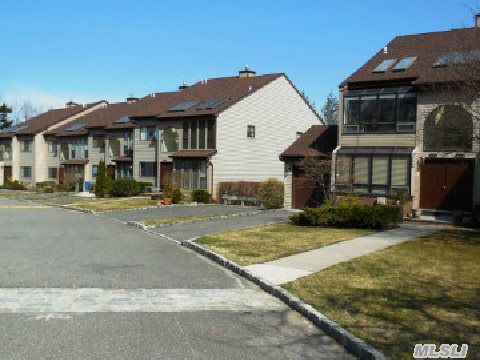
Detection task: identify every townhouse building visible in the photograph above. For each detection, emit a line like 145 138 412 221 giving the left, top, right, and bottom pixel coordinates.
23 68 320 197
332 21 480 214
130 68 321 198
0 101 106 187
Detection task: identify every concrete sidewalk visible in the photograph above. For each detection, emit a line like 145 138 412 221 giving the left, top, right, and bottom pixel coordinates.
245 224 445 285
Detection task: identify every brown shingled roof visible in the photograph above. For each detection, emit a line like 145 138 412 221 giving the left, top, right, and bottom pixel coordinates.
280 125 337 159
130 73 287 120
343 27 480 87
0 103 101 138
48 101 139 137
44 72 318 137
169 149 217 158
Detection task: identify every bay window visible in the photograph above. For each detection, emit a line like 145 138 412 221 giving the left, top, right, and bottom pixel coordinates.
343 91 416 133
336 154 411 195
174 159 208 190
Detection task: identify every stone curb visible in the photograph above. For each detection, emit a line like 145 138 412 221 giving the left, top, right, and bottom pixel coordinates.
127 210 265 230
181 239 386 360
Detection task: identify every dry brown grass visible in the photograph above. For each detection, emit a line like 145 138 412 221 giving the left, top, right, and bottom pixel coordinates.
55 197 156 212
196 223 372 265
283 229 480 359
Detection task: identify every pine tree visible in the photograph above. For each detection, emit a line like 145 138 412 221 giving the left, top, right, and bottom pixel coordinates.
0 103 13 129
95 160 106 198
321 92 339 125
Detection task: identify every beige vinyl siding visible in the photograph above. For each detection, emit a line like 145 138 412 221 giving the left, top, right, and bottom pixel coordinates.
212 75 320 198
340 133 416 147
133 120 182 186
283 162 293 209
18 137 35 184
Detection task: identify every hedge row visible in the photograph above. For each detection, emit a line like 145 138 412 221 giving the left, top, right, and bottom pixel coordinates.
290 203 400 229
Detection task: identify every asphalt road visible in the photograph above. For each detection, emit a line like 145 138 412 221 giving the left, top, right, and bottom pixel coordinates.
0 198 353 359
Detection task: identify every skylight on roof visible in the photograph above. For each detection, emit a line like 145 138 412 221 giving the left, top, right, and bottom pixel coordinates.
168 101 198 112
113 115 130 124
393 56 417 71
0 124 28 133
373 59 397 73
65 123 85 132
433 49 480 67
196 99 225 110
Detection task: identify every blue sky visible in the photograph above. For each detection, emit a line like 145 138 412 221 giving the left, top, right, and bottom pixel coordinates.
1 0 478 112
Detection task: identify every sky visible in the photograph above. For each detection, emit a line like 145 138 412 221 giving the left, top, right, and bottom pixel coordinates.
1 0 479 114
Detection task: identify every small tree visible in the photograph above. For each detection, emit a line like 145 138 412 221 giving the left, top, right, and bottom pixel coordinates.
257 178 284 209
95 160 107 197
321 91 339 125
297 157 332 206
63 172 77 194
0 102 13 129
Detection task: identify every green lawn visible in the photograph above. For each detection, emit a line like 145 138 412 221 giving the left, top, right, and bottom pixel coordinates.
282 229 480 359
196 223 372 265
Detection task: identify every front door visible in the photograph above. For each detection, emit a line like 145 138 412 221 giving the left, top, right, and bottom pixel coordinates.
420 159 474 211
59 167 64 184
160 162 173 189
3 166 12 183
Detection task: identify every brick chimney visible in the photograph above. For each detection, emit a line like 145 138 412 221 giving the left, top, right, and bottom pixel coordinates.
126 97 139 104
66 101 79 108
239 64 256 78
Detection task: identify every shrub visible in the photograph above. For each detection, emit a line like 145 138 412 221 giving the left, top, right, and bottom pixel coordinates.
290 203 400 229
171 187 182 204
163 177 182 204
95 160 107 198
217 181 260 199
192 189 210 203
138 181 153 193
56 184 68 192
257 178 284 209
9 180 27 190
110 179 140 197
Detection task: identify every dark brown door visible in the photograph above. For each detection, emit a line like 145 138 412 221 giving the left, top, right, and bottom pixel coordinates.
292 176 317 209
107 165 115 180
160 162 173 189
59 167 64 184
420 159 474 210
3 166 12 183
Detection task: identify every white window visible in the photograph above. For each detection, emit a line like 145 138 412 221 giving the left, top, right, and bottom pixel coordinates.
48 141 58 157
21 140 32 152
21 166 32 178
48 167 58 179
247 125 255 138
140 126 156 141
92 165 99 178
140 162 156 177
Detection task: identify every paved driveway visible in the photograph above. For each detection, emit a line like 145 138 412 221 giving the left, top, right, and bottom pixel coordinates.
102 204 259 223
0 198 352 359
151 210 292 241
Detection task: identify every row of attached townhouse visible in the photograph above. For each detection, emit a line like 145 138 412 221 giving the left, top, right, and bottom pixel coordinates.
1 68 321 198
331 22 480 214
0 101 107 186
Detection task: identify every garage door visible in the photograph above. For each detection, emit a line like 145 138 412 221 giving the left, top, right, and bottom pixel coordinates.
420 159 474 211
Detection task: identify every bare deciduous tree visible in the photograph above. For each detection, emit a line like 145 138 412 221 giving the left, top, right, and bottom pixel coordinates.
296 156 333 206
